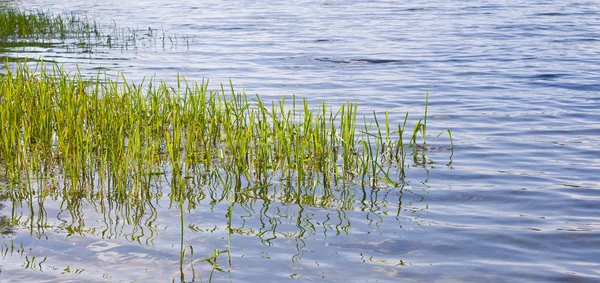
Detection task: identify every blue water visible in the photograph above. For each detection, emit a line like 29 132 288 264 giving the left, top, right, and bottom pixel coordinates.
1 0 599 282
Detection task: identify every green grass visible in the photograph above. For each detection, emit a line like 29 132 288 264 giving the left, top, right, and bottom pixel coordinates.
0 9 98 40
0 8 450 282
0 8 187 51
0 61 451 282
0 61 441 201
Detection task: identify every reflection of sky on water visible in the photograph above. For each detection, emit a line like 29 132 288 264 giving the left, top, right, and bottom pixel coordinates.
1 0 600 281
0 175 432 282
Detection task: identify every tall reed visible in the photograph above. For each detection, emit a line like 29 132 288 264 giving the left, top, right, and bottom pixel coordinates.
0 62 444 205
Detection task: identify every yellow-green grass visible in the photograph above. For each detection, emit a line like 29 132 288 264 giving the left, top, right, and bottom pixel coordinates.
0 61 449 281
0 61 443 205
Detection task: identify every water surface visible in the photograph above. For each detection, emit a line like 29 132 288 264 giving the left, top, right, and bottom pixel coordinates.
1 0 599 282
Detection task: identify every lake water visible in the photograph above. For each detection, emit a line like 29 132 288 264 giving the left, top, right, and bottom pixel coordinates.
1 0 600 282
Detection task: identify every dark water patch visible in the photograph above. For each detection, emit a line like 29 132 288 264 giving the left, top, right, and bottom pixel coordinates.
532 73 564 80
550 37 600 45
534 12 570 16
574 37 600 42
315 57 417 65
44 54 130 61
0 41 57 48
0 56 57 63
466 4 503 9
454 71 497 77
296 39 334 44
494 24 554 31
398 7 430 12
216 27 244 31
529 81 600 91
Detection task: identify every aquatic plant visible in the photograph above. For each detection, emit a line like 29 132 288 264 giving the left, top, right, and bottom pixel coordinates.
0 62 441 199
0 8 187 52
0 61 449 280
0 8 98 40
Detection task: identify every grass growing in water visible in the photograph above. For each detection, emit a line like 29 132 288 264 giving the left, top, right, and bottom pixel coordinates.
0 9 98 40
0 61 444 202
0 61 451 281
0 8 187 51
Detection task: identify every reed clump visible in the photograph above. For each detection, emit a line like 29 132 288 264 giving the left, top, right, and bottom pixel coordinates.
0 9 186 51
0 62 439 203
0 9 98 40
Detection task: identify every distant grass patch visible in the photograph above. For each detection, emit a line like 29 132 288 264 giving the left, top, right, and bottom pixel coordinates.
0 8 187 52
0 9 97 40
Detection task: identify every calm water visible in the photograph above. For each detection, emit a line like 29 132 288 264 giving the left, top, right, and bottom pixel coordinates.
1 0 600 282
